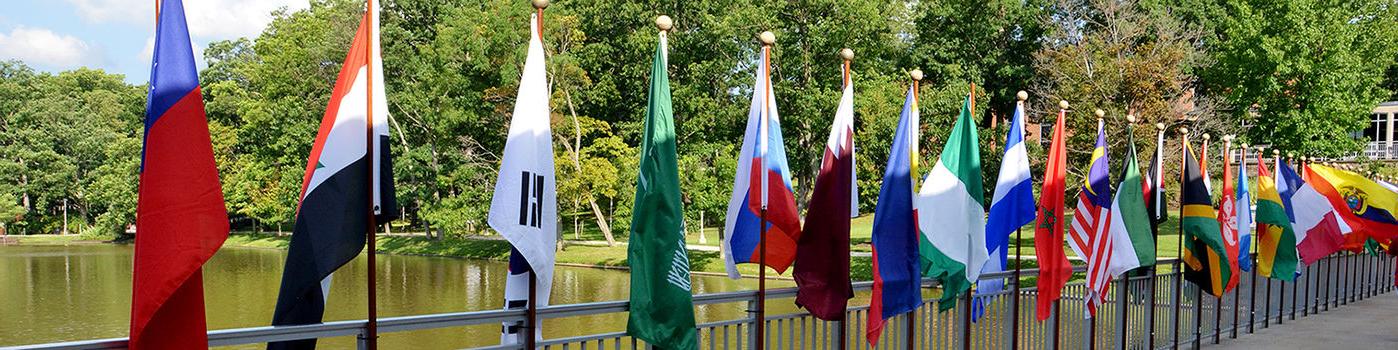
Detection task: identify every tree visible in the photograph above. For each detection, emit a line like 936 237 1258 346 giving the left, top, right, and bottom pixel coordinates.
1202 0 1398 156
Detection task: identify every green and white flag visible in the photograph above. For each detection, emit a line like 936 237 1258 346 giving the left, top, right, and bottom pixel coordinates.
1106 134 1156 275
625 30 698 350
915 95 987 311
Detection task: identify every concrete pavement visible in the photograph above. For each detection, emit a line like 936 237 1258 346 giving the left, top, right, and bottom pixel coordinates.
1207 292 1398 349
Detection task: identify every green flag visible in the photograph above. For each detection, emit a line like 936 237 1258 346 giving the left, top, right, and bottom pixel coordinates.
626 32 698 350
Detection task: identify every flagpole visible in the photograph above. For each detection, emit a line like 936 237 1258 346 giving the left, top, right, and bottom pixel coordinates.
524 2 549 349
961 83 976 350
1173 126 1187 350
1193 133 1208 350
838 47 853 350
1149 121 1165 350
1053 99 1070 350
361 0 381 348
754 30 775 350
1248 147 1259 334
1010 91 1028 350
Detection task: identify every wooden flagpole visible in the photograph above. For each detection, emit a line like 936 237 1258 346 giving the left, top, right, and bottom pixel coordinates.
362 1 380 349
838 47 853 350
754 30 776 350
524 2 549 349
1009 90 1028 350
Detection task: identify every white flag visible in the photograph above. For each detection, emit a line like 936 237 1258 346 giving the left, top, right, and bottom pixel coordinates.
488 12 556 344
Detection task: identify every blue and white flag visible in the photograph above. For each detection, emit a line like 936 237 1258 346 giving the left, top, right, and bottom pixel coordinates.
1236 148 1254 272
973 99 1036 321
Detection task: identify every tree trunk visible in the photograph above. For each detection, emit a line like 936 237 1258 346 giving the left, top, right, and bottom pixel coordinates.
558 88 616 246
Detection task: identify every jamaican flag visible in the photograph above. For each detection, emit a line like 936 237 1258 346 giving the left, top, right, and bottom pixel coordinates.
1180 140 1230 297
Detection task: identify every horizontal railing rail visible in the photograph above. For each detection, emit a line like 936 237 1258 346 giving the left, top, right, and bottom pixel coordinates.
6 254 1395 350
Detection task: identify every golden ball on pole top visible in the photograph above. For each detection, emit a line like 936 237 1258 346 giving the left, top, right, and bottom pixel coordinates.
1155 122 1166 131
909 69 924 81
1179 126 1189 135
1273 149 1281 156
1017 91 1028 101
839 48 854 61
1059 100 1070 110
1127 114 1137 124
1094 109 1105 120
655 15 674 31
758 31 776 46
1202 133 1211 141
532 0 549 9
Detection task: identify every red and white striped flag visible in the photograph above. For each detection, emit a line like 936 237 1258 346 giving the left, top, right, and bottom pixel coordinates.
1066 119 1113 318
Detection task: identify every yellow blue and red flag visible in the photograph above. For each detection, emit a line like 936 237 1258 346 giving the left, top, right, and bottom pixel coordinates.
866 85 922 346
1180 139 1230 297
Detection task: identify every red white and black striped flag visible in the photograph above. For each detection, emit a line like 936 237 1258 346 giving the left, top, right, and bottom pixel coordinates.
269 2 396 349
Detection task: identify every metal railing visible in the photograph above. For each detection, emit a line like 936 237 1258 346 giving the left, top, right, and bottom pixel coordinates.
7 253 1394 350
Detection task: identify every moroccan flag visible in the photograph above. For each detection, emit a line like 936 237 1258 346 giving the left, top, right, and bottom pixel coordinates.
1105 131 1155 276
1254 154 1298 281
915 94 987 312
973 95 1036 322
1216 142 1241 292
1034 105 1072 322
866 86 922 346
1307 165 1398 245
1281 162 1349 265
625 32 698 349
269 3 398 349
1180 139 1230 298
794 57 856 321
721 43 802 279
488 12 557 345
130 0 229 348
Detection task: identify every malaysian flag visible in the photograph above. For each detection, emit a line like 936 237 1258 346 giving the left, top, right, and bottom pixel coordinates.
1067 118 1113 318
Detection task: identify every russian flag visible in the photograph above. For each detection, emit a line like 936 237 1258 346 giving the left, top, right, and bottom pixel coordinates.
721 46 801 279
866 86 923 346
129 0 230 348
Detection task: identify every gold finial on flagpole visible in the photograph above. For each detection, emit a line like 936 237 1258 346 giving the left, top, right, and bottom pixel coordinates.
1156 122 1166 131
1059 100 1070 110
1017 91 1028 101
1095 109 1105 122
1180 126 1189 135
839 48 854 61
655 15 673 32
759 31 775 46
532 0 549 9
1127 114 1137 124
909 69 924 81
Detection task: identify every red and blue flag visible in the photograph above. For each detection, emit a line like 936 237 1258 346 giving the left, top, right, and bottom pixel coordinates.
130 0 230 348
721 46 801 279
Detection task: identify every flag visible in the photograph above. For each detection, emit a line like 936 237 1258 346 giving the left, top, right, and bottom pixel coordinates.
866 86 922 346
625 32 698 349
1034 105 1072 322
1180 139 1230 298
1378 179 1398 194
794 59 856 321
269 3 397 349
1201 138 1213 194
1254 155 1298 281
1065 119 1113 317
1105 130 1155 277
1216 142 1241 292
1236 147 1254 272
1144 131 1168 234
488 12 557 344
721 45 802 279
1281 162 1349 265
972 97 1036 322
131 0 230 348
916 94 987 312
1307 165 1398 245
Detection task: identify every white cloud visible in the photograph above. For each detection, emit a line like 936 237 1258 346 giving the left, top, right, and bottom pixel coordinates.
0 26 100 69
68 0 309 40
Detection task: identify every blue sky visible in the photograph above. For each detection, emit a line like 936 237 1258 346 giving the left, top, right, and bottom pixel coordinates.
0 0 308 84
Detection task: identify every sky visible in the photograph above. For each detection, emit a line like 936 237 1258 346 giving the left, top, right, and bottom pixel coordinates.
0 0 310 84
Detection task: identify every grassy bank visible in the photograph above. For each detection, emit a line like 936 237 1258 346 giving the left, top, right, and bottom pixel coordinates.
4 234 101 245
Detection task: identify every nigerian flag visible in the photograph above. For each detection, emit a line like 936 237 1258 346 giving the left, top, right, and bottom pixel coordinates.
626 31 698 349
915 95 988 311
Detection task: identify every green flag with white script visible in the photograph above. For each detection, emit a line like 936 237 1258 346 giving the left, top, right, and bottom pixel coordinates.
626 31 698 350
